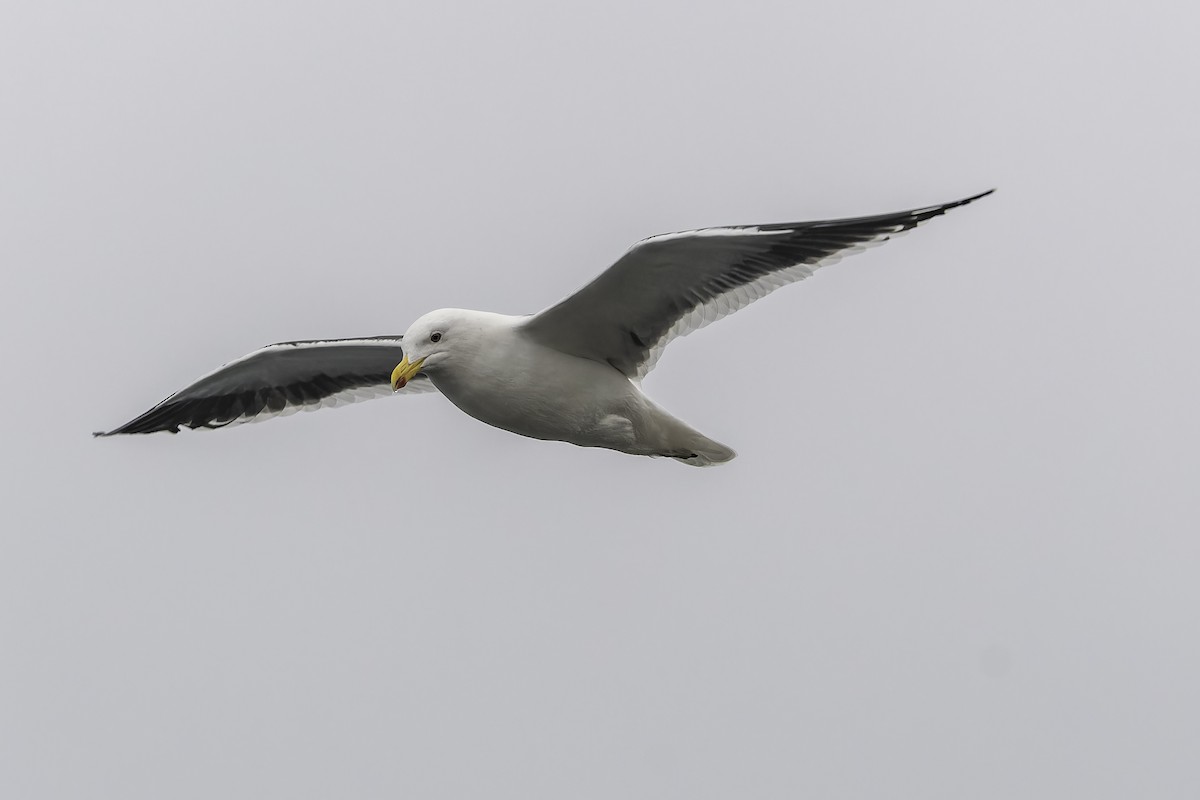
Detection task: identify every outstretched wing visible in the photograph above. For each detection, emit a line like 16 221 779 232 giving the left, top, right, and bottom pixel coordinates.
522 190 992 380
95 336 436 436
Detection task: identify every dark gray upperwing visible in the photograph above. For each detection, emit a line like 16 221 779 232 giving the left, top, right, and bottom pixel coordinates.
95 336 436 436
523 190 992 379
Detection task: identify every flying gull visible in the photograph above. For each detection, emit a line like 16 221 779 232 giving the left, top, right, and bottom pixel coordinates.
97 190 992 465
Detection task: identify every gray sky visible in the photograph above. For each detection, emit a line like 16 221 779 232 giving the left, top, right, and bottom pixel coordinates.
3 1 1198 797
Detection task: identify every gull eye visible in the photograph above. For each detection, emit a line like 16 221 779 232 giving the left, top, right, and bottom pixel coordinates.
430 331 443 343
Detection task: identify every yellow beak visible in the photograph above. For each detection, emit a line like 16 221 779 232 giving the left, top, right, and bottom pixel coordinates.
390 355 426 391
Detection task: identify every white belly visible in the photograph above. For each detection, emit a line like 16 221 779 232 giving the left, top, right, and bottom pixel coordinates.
430 337 640 450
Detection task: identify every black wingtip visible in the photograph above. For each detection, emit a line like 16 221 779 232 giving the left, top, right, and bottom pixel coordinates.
957 188 996 206
908 188 993 225
93 417 181 437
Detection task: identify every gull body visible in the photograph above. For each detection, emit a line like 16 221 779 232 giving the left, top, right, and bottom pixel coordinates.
96 190 992 466
399 309 734 464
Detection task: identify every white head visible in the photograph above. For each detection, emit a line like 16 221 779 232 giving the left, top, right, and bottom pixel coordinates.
390 308 486 389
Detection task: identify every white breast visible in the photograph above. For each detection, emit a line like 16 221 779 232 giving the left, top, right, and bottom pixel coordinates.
431 322 639 447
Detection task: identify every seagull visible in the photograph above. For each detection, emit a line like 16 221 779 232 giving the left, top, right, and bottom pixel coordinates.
97 190 992 465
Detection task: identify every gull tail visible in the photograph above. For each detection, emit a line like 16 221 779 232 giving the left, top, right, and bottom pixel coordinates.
633 398 739 467
669 434 738 467
653 422 737 466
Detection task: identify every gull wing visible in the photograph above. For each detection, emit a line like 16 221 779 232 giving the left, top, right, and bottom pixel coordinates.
95 336 435 436
523 190 992 380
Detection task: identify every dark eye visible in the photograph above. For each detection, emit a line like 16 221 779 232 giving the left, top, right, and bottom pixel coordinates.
430 332 442 343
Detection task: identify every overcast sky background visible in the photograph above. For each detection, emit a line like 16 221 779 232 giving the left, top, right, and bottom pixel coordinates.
3 1 1198 798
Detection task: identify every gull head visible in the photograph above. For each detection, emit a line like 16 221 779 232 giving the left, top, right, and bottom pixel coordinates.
391 308 477 390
